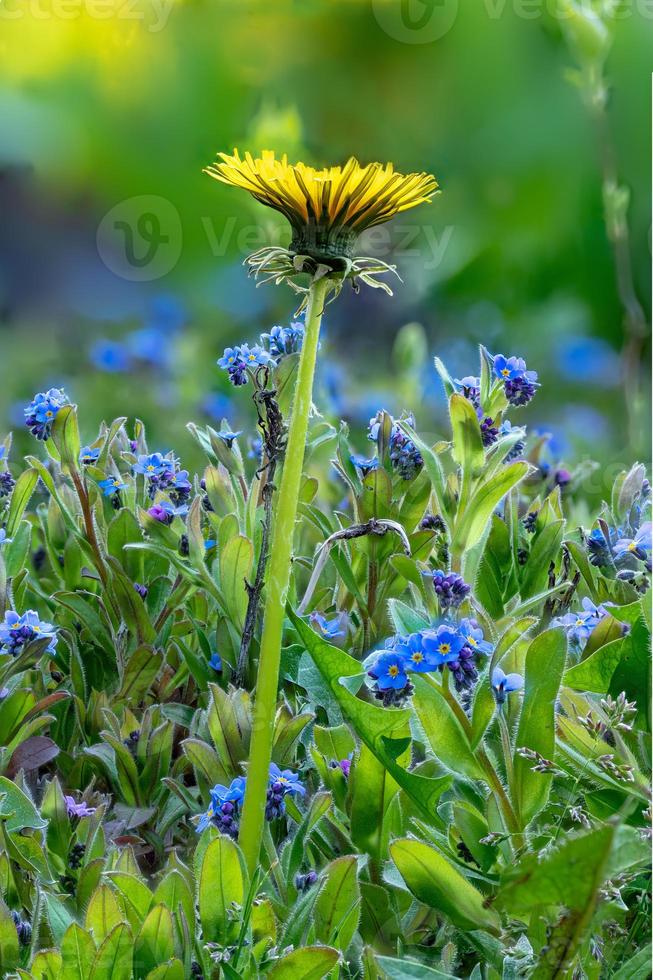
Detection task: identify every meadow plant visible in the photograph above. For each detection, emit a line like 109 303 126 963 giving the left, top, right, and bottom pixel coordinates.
0 150 649 979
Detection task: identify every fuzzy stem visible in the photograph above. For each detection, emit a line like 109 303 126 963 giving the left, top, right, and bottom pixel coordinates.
238 275 329 875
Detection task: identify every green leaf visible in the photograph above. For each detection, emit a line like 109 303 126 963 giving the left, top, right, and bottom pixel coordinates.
314 855 361 952
5 468 39 537
386 599 430 636
290 609 451 824
358 467 392 521
611 943 653 980
0 899 19 974
107 557 156 645
375 955 458 979
519 520 564 600
564 634 626 693
351 743 402 862
267 946 340 979
108 872 152 932
51 404 81 472
198 835 246 945
45 892 75 945
412 675 484 779
475 514 513 617
498 826 614 914
151 870 194 939
206 683 251 779
272 705 314 766
117 645 163 702
398 468 432 532
390 837 500 934
313 724 355 762
219 534 253 631
433 356 456 398
513 629 567 826
0 775 48 832
107 509 144 581
284 791 333 885
181 738 225 788
53 591 114 656
89 922 133 980
498 826 615 978
60 923 97 980
453 801 496 872
133 905 174 978
452 461 529 555
450 392 484 478
144 961 185 980
397 420 448 516
608 614 651 731
85 884 124 943
30 950 63 980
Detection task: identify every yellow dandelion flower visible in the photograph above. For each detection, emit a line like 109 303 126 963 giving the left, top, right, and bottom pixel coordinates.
204 149 439 263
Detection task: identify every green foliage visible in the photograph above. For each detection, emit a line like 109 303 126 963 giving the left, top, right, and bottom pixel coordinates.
0 344 649 979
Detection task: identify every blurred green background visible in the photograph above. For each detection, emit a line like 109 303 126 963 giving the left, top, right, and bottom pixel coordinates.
0 0 650 492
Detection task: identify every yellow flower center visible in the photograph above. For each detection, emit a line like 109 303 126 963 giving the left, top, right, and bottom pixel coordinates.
388 664 399 677
501 368 510 377
575 618 584 627
468 635 477 646
628 541 637 551
438 643 451 655
411 652 423 663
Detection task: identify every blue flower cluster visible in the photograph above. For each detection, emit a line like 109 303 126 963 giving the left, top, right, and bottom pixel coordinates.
133 452 191 506
553 597 612 653
79 446 100 466
24 388 69 440
452 353 535 463
478 412 499 448
429 569 471 610
218 344 273 386
493 354 539 407
147 500 188 525
218 319 304 386
0 610 57 657
98 476 128 501
368 411 423 480
349 454 379 477
491 667 523 705
260 322 305 359
0 446 15 499
587 520 651 574
310 611 348 640
499 420 526 461
454 375 480 408
196 763 304 837
368 618 493 702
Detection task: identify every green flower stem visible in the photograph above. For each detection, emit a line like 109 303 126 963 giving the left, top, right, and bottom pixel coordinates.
497 705 517 812
427 672 522 848
238 274 329 876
